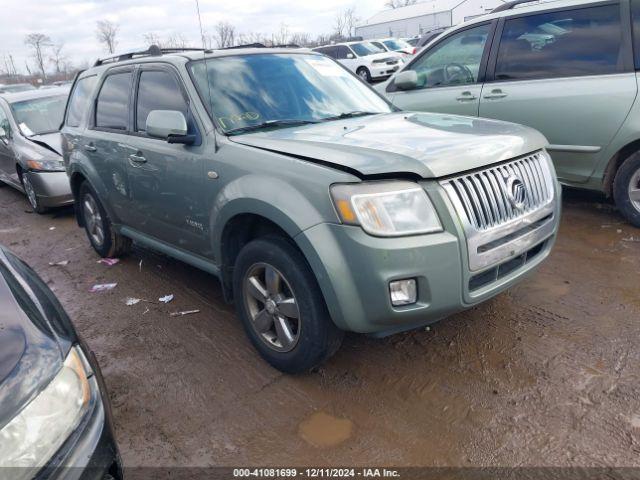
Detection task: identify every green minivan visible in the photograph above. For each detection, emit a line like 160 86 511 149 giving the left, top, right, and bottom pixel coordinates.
382 0 640 227
61 46 560 373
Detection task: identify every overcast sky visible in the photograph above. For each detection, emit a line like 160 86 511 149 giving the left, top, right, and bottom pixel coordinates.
0 0 386 75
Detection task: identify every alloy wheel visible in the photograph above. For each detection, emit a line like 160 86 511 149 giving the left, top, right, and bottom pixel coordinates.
243 262 301 353
629 168 640 212
22 174 38 210
83 193 105 247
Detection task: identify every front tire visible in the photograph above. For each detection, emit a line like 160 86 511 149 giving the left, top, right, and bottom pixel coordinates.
79 182 132 257
357 67 372 83
233 236 343 374
21 171 47 214
613 153 640 228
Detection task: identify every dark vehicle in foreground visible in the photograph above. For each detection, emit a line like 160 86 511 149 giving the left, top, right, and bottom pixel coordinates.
62 46 559 373
0 246 122 479
0 87 72 213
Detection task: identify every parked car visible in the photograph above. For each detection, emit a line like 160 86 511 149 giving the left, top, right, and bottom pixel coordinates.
370 38 417 58
0 87 73 213
381 0 640 227
0 246 122 479
312 41 403 82
62 45 560 373
0 83 36 94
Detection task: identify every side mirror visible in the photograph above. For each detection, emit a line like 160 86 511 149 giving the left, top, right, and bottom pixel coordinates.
394 70 418 91
346 53 355 59
146 110 194 144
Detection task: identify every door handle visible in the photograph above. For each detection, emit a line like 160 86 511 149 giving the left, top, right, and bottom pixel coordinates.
456 91 477 102
84 144 97 152
128 153 147 164
484 89 507 99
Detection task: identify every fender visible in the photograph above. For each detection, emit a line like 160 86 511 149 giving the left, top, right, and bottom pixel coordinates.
210 173 331 262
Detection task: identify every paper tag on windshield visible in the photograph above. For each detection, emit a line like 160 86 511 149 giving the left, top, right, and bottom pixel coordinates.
306 58 348 77
19 123 34 137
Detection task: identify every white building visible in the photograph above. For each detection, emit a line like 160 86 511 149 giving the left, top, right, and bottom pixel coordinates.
355 0 504 39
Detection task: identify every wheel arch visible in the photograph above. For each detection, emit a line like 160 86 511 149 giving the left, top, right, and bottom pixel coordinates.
603 138 640 197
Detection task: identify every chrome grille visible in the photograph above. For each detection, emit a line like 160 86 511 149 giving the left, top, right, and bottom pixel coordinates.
441 151 554 231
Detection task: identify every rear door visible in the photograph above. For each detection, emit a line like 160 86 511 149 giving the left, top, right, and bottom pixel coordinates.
480 2 637 184
85 68 135 222
122 64 208 253
385 22 495 116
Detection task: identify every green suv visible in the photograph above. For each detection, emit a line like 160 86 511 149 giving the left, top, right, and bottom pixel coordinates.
61 46 560 372
382 0 640 227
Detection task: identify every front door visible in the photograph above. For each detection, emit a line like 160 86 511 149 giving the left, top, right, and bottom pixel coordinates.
386 23 493 116
0 104 16 185
479 3 636 184
124 66 208 254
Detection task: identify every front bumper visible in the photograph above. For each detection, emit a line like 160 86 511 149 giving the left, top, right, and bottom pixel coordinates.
37 344 122 480
26 171 73 207
295 180 561 335
371 64 400 79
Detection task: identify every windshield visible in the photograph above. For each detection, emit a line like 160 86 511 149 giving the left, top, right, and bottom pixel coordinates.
11 95 67 136
383 39 411 51
189 53 391 134
350 42 385 57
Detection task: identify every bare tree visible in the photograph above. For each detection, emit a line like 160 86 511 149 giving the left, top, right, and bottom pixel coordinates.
385 0 417 8
96 20 119 53
289 32 311 47
214 21 236 48
165 33 189 49
270 23 290 46
343 7 360 38
334 12 347 39
49 42 67 74
143 32 163 48
24 33 51 79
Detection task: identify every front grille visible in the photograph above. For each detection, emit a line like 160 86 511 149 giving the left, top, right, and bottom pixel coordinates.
442 151 553 231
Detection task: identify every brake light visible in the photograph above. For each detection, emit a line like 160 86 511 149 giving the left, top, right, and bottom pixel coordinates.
412 47 417 55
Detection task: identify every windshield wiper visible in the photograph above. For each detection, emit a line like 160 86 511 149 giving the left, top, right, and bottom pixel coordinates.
319 111 380 122
226 119 318 135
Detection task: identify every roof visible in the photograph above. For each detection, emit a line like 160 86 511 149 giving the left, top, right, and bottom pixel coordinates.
360 0 468 27
0 86 70 104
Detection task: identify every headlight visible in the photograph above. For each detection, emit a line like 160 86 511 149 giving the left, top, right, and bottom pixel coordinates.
26 159 65 172
331 181 442 236
0 346 93 476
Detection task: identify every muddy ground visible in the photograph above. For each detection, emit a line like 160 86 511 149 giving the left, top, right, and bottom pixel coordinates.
0 185 639 468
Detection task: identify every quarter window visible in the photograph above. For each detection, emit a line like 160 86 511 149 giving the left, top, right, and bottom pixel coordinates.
95 72 132 131
495 5 623 81
66 76 97 127
136 70 188 133
406 24 490 88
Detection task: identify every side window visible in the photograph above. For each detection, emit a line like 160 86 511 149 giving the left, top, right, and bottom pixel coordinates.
335 46 351 60
495 5 623 81
136 70 188 133
371 42 385 51
323 47 338 59
65 76 97 127
95 71 132 131
408 24 490 88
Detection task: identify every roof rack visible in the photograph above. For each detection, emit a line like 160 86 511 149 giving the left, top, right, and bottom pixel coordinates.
220 43 302 50
491 0 547 12
93 45 210 66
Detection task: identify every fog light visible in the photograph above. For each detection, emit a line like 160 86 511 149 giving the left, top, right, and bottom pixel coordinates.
389 279 417 306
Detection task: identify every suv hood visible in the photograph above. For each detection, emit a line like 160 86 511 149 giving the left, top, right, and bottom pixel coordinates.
231 112 548 178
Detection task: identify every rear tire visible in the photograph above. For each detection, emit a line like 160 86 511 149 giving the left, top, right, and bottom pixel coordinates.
20 171 47 214
233 235 343 374
78 182 132 257
357 67 372 83
613 152 640 228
